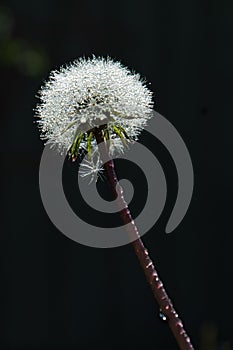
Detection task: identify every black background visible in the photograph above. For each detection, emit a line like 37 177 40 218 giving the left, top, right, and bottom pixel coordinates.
0 0 233 349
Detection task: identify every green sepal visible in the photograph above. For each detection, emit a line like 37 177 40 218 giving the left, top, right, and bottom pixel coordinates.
113 125 128 147
70 132 84 158
104 127 110 140
87 131 94 157
117 125 130 139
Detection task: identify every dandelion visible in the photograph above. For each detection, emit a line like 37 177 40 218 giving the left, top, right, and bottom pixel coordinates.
35 56 154 163
36 56 195 350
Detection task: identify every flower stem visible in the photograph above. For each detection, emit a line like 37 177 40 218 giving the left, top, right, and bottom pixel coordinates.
95 126 195 350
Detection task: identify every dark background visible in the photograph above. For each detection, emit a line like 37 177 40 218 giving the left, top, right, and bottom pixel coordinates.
0 0 232 349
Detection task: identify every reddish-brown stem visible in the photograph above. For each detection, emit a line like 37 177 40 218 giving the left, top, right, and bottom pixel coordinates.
95 127 195 350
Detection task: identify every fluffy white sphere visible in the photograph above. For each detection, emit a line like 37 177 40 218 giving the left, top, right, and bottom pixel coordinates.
36 56 154 154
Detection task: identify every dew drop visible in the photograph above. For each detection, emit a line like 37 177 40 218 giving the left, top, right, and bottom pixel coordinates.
157 281 163 289
158 309 167 322
146 261 152 269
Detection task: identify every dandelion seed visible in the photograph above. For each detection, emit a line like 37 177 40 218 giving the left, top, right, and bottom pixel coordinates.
79 156 104 184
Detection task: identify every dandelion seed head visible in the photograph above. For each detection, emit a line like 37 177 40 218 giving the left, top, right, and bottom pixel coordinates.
35 56 154 154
